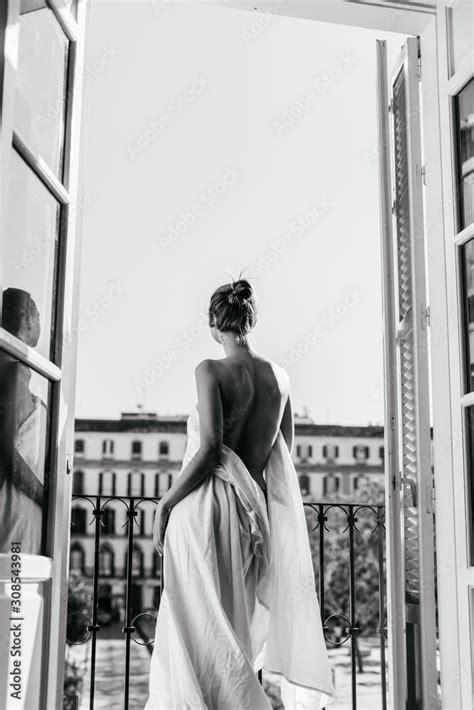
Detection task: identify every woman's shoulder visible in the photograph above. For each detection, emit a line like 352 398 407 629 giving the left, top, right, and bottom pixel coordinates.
258 355 290 385
194 358 221 379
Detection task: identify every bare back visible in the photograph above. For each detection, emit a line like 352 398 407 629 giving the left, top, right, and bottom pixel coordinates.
207 353 291 490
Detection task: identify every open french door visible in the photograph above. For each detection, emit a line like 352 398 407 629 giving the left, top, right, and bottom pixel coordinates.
376 37 438 709
0 2 88 709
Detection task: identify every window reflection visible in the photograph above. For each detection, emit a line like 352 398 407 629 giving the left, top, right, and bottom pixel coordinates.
15 6 68 176
462 239 474 391
451 1 473 75
2 151 60 358
467 408 474 566
0 355 49 555
456 79 474 230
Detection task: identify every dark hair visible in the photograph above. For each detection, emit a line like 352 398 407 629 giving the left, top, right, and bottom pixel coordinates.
208 279 257 338
2 287 36 337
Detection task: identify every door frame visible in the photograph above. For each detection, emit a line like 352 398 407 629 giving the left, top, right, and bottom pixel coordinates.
0 1 89 708
190 0 461 706
435 5 474 709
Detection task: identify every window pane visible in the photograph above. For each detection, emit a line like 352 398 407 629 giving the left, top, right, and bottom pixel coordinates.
467 407 474 566
462 239 474 391
15 6 68 177
0 359 50 555
456 79 474 230
451 1 474 75
2 151 60 359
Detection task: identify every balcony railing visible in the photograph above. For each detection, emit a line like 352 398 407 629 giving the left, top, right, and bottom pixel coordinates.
66 495 387 710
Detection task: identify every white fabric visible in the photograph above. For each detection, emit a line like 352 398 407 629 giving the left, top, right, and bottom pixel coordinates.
146 405 335 709
0 395 47 555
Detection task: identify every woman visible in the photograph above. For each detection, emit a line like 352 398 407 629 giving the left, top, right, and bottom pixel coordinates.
0 288 46 555
147 279 335 709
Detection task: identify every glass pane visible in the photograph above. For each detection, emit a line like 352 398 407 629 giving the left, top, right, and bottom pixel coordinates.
462 239 474 391
451 1 474 74
14 5 68 177
2 150 60 359
467 408 474 566
0 359 50 555
456 79 474 230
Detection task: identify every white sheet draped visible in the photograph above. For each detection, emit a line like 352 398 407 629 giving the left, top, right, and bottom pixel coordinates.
145 406 335 709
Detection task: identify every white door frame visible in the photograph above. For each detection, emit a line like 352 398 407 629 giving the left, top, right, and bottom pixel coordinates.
0 1 89 708
186 1 461 706
435 5 474 709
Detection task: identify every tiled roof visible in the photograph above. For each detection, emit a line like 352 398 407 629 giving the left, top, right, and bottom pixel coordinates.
74 416 383 438
75 418 188 433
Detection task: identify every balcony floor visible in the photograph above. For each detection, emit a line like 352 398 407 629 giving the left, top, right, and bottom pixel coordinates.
68 629 388 709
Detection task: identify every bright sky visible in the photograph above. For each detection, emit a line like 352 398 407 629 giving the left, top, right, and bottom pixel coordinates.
74 1 405 425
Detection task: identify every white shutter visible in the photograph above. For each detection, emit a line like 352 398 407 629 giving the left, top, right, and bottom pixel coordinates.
377 37 438 709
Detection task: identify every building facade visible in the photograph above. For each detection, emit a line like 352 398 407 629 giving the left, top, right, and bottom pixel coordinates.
70 411 385 617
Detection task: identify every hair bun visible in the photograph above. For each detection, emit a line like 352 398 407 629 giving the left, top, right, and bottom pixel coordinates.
232 279 253 301
227 291 241 306
208 278 257 338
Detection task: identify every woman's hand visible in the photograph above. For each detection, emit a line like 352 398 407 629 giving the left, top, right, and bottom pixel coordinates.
153 501 171 556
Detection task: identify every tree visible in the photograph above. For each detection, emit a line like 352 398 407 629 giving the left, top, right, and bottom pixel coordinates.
305 478 386 665
63 571 91 709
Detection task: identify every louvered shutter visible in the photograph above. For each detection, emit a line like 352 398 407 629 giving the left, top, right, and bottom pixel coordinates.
377 37 438 710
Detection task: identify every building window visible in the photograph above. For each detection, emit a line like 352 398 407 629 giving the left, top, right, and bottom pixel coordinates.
99 544 115 577
152 550 161 578
159 441 169 458
72 470 84 495
99 471 116 496
379 446 385 462
155 472 172 497
323 444 339 460
137 509 146 536
307 445 313 458
323 475 340 497
70 543 85 574
125 544 144 577
455 78 474 231
102 439 115 459
353 477 359 491
299 474 310 496
353 445 370 461
461 238 474 391
70 507 87 534
467 407 474 565
75 439 85 455
131 441 142 460
296 444 301 458
128 471 144 497
102 509 115 535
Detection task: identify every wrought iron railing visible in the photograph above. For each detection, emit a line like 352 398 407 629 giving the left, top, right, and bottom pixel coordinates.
65 495 386 710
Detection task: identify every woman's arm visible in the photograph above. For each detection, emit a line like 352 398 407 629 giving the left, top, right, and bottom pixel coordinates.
158 359 223 513
0 363 44 505
280 393 294 454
